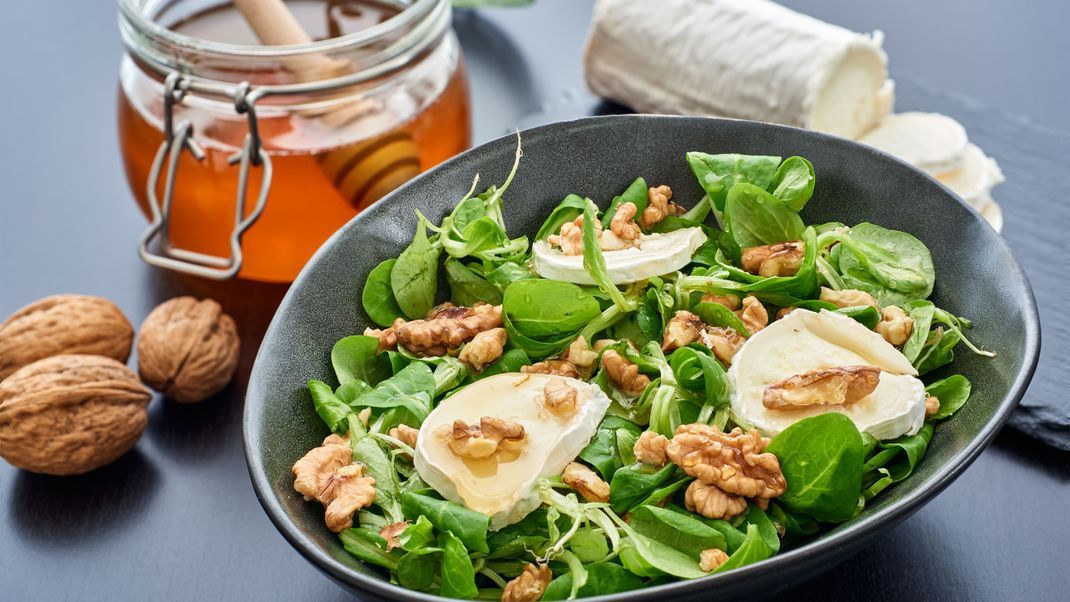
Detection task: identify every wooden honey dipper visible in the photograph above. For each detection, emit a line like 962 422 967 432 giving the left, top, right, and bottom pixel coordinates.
233 0 422 210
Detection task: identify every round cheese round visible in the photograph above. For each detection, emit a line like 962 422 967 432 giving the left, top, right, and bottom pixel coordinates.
532 227 706 285
857 112 969 176
729 309 926 440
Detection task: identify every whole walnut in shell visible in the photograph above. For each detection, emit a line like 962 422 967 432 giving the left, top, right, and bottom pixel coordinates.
137 297 240 403
0 354 151 475
0 294 134 381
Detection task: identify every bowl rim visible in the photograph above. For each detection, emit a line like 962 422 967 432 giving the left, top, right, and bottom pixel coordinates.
244 114 1041 601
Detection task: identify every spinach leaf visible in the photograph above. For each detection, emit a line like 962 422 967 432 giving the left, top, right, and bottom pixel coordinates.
308 379 352 433
432 357 468 396
767 502 819 539
630 505 727 558
400 515 436 552
618 532 706 579
391 217 442 319
362 259 405 327
353 362 435 423
602 177 648 227
667 505 748 552
668 345 727 422
484 260 534 290
769 156 815 212
863 423 933 491
741 505 780 555
609 462 676 514
724 183 805 250
568 527 609 563
336 379 372 405
580 416 644 481
445 259 503 306
501 310 577 360
443 216 507 259
542 562 644 600
834 305 881 330
339 528 399 571
925 374 972 420
693 301 751 336
402 492 489 554
686 152 781 211
439 531 478 599
502 279 601 339
352 435 403 521
332 335 390 387
901 300 936 363
766 413 865 523
534 194 587 242
397 549 440 591
914 327 961 375
834 223 935 306
713 524 773 573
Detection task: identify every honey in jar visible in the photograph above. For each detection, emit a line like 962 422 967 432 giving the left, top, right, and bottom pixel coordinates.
118 0 471 281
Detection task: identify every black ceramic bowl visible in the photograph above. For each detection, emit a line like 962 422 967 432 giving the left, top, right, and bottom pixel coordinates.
244 116 1040 600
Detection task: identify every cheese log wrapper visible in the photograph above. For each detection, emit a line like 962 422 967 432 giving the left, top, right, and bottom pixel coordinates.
583 0 893 139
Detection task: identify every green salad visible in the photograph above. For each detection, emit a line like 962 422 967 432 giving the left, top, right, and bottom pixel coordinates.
290 139 992 600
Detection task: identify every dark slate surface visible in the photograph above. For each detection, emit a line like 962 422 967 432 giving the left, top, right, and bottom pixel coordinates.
0 1 1068 601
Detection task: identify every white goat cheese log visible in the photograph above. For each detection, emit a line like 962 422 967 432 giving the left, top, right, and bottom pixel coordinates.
584 0 894 139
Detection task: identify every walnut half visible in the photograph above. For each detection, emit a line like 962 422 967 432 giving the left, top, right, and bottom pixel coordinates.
292 434 377 533
667 424 786 499
685 480 747 520
448 417 526 460
740 241 805 277
562 461 611 502
392 304 503 357
600 350 650 396
763 365 881 410
542 377 579 417
501 563 552 602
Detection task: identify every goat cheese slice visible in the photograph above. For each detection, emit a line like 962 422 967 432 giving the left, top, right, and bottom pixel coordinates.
729 309 926 440
532 227 707 285
936 143 1005 209
857 112 969 176
414 372 611 530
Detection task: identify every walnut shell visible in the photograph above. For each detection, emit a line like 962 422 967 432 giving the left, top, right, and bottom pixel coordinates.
0 354 151 475
137 297 240 403
0 295 134 381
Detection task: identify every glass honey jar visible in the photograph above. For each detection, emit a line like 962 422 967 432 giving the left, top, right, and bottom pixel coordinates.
118 0 471 282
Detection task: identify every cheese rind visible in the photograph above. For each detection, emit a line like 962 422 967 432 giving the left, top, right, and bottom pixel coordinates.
729 309 926 440
532 227 707 285
414 373 611 529
584 0 890 139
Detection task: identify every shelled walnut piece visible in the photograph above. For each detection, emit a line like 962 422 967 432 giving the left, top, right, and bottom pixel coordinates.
876 305 914 346
137 296 240 403
542 377 579 417
379 521 408 551
925 395 940 417
661 310 745 365
291 433 377 533
389 424 419 448
667 423 786 500
638 184 684 229
459 327 507 371
447 417 526 460
600 349 650 395
365 303 502 356
562 461 611 502
740 241 805 278
0 354 151 475
736 295 768 334
685 480 748 521
501 563 552 602
699 548 730 572
633 430 670 466
0 294 135 381
819 286 878 309
763 365 881 410
522 359 580 378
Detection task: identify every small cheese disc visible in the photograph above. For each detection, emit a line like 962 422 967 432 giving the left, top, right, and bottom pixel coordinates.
532 227 707 285
936 144 1005 209
414 372 611 529
858 112 969 176
729 309 926 440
